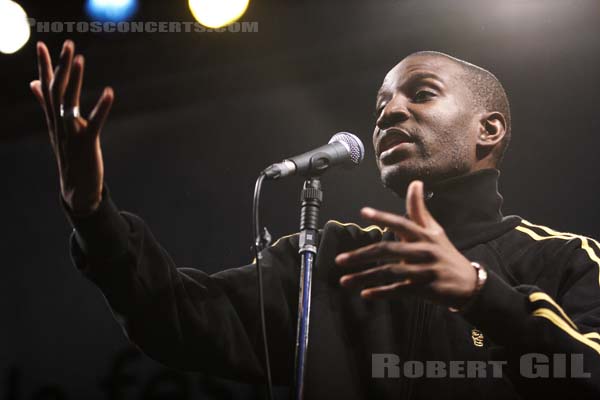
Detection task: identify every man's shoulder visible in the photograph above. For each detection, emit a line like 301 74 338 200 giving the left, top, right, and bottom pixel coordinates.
512 219 598 245
497 218 600 262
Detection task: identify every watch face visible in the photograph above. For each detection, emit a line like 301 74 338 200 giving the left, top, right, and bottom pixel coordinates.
448 262 486 313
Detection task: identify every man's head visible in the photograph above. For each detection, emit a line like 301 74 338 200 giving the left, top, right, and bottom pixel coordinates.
372 51 511 196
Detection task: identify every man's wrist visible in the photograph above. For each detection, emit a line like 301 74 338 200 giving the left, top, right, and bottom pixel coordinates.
63 192 103 217
62 185 130 258
449 261 488 314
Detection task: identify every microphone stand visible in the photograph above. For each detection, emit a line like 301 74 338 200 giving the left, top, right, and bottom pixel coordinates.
292 177 323 400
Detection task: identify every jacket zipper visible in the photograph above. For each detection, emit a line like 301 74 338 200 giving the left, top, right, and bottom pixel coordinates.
404 299 429 399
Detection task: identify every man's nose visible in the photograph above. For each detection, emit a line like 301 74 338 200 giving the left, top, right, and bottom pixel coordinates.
376 97 410 131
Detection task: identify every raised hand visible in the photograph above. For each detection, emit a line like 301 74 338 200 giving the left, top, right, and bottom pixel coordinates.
30 40 114 215
335 180 478 309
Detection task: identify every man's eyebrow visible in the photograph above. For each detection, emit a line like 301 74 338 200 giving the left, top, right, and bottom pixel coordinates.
405 71 445 84
375 71 444 104
377 71 445 99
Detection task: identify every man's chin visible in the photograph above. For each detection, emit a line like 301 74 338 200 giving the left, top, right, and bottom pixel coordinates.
379 164 418 198
379 160 473 197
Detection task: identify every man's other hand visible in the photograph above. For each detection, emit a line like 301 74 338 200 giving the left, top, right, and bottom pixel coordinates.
30 40 114 215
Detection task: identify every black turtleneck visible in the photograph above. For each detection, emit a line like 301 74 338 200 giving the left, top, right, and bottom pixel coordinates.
419 168 521 250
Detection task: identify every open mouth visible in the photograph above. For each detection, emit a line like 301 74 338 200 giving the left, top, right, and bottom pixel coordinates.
377 128 414 158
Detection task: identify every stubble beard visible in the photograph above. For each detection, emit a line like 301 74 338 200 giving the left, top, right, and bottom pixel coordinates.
378 139 472 198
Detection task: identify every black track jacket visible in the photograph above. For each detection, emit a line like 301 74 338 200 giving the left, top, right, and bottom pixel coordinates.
66 169 600 399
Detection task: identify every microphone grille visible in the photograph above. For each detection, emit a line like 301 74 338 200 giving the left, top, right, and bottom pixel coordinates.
329 132 365 165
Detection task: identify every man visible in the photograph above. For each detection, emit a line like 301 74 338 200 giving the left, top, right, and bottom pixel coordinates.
31 40 600 399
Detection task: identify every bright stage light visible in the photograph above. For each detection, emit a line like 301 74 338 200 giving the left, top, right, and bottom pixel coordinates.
188 0 250 29
0 0 30 54
85 0 138 22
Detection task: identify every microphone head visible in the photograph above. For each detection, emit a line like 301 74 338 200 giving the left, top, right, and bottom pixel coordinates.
329 132 365 165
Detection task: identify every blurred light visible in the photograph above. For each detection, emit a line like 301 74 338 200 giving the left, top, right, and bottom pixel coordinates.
189 0 250 29
85 0 138 22
0 0 30 54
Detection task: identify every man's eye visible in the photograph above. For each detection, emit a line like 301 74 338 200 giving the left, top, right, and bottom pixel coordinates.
374 103 386 117
413 90 436 102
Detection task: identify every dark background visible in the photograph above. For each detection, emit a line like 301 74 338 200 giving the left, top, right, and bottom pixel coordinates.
2 0 599 398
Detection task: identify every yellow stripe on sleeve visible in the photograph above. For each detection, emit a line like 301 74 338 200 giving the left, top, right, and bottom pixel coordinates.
583 332 600 342
250 219 387 264
516 221 600 287
515 225 573 241
327 219 387 233
520 220 600 267
250 233 299 264
529 292 578 330
532 307 600 355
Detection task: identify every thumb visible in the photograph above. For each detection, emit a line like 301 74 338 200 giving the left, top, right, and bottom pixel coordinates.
88 87 114 138
406 180 434 228
30 80 46 110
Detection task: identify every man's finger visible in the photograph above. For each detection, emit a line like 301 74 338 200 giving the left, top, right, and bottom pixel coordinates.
87 87 114 138
340 262 418 290
50 40 75 120
335 241 431 267
360 207 426 240
406 180 434 228
36 42 55 130
36 42 54 94
30 80 46 110
360 279 419 300
64 54 84 109
31 80 56 148
30 80 51 123
62 54 86 133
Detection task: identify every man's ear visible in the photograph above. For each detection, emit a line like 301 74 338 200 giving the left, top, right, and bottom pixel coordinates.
476 111 507 159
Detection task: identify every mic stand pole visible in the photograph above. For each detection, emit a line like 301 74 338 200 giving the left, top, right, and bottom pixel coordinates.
292 177 323 400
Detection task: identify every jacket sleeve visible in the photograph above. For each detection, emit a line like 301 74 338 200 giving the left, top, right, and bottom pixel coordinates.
461 236 600 398
64 187 299 385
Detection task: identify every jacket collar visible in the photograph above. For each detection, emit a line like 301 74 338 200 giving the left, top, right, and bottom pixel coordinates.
389 168 521 250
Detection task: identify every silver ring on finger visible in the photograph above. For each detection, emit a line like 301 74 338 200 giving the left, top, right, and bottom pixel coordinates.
60 104 80 120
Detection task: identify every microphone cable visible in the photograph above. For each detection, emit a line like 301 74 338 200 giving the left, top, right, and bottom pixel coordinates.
252 172 274 400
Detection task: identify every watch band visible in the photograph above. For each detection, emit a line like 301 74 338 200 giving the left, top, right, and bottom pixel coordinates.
448 261 487 313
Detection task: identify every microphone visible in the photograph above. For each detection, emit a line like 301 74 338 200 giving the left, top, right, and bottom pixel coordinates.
262 132 365 180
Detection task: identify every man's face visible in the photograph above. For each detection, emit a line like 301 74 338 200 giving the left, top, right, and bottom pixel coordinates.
372 55 481 196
